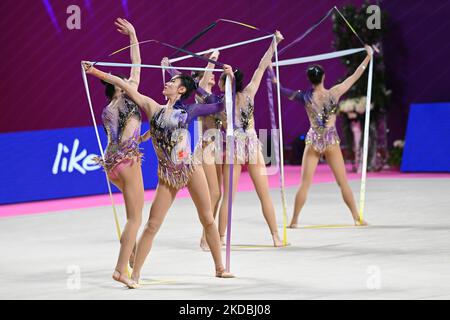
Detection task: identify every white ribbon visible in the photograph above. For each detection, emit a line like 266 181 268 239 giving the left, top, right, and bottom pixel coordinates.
90 61 222 72
272 47 365 67
169 34 273 64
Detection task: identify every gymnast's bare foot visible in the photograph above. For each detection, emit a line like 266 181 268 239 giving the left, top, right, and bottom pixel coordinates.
215 267 235 278
288 218 300 228
112 270 138 289
272 232 287 247
200 235 210 251
131 271 140 285
354 219 368 226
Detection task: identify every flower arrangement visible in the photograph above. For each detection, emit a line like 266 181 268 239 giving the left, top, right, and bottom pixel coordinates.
339 96 373 119
388 139 405 167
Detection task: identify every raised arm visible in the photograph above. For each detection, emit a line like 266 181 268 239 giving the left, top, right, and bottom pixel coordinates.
115 18 141 88
198 49 219 93
330 45 373 101
161 57 181 78
268 67 304 103
185 65 233 123
244 31 284 99
82 62 158 118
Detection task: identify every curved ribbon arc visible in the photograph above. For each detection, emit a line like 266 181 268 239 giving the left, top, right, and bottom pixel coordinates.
269 47 374 226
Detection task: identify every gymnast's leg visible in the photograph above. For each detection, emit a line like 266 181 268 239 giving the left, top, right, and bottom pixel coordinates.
289 145 321 228
131 181 178 283
188 165 233 278
324 144 368 226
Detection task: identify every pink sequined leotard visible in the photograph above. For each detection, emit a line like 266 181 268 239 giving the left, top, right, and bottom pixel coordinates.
94 95 143 177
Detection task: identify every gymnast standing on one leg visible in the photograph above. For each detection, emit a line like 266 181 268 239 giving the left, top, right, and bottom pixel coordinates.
218 31 285 247
270 45 373 227
161 51 226 251
83 61 236 285
91 18 143 288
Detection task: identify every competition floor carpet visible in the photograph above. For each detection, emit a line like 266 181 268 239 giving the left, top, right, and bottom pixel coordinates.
1 165 449 299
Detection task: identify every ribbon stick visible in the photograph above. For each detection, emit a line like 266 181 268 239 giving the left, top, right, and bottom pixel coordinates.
358 57 374 222
224 75 235 272
333 6 365 46
169 21 218 58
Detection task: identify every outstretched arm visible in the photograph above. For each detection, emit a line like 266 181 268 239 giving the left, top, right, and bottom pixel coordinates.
185 65 233 123
330 45 373 101
186 102 225 124
161 57 181 78
115 18 141 88
198 49 219 93
268 67 304 103
244 31 284 99
82 62 158 118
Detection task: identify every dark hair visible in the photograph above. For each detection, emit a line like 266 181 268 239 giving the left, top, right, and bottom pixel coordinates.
191 70 204 81
306 65 324 85
175 74 197 100
220 69 244 92
191 51 213 81
100 74 126 101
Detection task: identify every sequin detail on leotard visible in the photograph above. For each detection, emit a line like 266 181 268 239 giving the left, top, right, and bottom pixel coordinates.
302 89 340 154
94 95 143 173
231 95 262 164
149 99 224 189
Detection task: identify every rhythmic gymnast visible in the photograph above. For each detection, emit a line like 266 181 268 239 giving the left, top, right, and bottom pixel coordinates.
161 51 226 251
217 31 286 247
270 45 373 227
83 61 235 287
89 18 144 289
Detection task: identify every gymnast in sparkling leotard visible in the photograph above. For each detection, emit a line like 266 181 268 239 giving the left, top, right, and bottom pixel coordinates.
161 52 227 251
83 61 235 284
270 44 373 228
95 93 143 179
88 18 144 289
276 78 341 154
216 31 286 247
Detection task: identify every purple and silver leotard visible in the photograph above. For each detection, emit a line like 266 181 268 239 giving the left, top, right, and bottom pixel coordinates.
94 95 143 173
279 85 340 154
149 99 224 189
232 95 262 164
193 91 261 164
